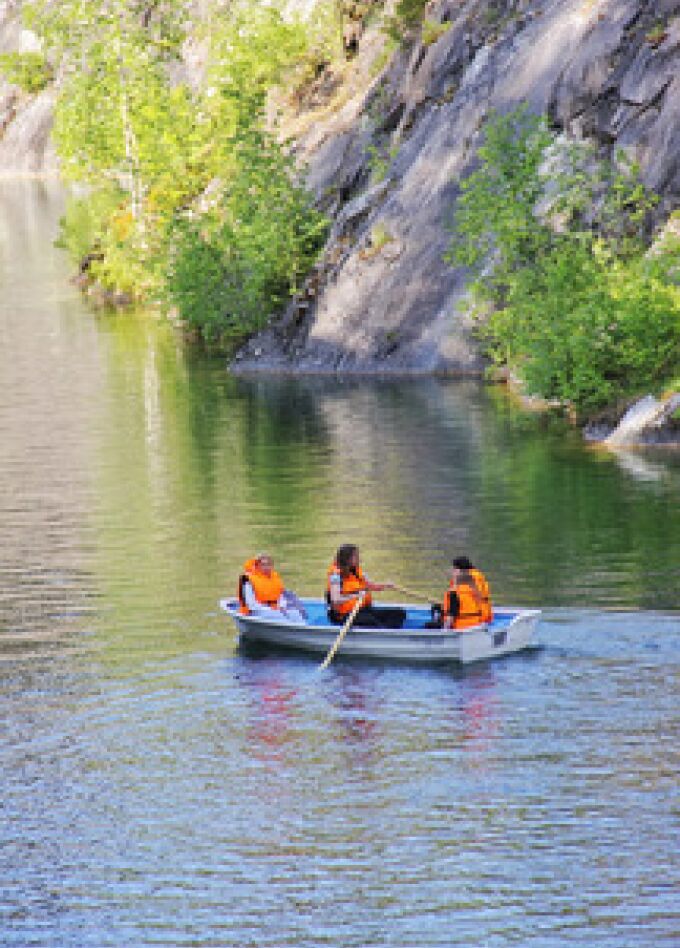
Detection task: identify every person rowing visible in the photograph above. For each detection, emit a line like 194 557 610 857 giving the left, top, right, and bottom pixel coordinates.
238 554 306 622
326 544 406 629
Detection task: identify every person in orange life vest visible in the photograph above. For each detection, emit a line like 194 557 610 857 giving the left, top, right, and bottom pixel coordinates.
326 543 406 629
442 556 493 630
238 554 306 622
467 558 493 623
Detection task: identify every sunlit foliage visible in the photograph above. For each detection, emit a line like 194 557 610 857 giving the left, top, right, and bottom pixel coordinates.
447 109 680 415
26 0 327 346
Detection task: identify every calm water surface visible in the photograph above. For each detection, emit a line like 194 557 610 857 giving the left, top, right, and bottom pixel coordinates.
1 180 678 946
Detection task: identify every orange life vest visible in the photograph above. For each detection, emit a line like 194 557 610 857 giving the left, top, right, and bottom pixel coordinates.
238 558 285 615
326 562 372 616
470 568 493 623
443 579 484 630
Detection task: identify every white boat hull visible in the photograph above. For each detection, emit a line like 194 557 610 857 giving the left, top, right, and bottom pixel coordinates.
219 598 540 664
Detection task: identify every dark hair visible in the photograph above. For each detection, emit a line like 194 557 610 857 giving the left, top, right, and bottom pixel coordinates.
336 543 359 575
452 556 473 570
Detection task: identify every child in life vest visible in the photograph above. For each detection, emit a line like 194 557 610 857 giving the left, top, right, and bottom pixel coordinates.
238 554 307 622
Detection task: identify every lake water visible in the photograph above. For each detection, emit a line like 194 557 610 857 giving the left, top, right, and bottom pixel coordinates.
1 179 678 946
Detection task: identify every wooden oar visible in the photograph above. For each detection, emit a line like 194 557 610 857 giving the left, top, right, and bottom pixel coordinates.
319 593 365 670
389 583 438 603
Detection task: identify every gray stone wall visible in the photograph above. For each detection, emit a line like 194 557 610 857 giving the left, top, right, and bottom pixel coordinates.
1 0 678 375
234 0 680 374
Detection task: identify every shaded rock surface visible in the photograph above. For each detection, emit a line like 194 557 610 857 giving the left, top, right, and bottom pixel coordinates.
233 0 680 375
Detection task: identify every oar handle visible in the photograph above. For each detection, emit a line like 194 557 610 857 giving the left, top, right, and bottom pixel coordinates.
319 593 365 670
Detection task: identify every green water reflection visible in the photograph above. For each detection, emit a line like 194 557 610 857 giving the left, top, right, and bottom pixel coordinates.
1 180 679 948
90 310 680 652
0 179 678 674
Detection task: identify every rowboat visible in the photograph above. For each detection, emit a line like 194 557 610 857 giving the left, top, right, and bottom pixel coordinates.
219 598 541 664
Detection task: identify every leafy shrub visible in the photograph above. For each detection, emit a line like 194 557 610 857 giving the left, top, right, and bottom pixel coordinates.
382 0 428 43
0 51 52 93
645 21 668 46
367 141 399 182
422 18 452 47
448 108 680 415
33 0 328 346
447 108 552 282
166 130 328 345
369 222 394 250
55 186 124 263
487 240 680 411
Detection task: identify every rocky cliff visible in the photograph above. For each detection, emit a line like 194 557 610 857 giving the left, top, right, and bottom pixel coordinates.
233 0 680 374
1 0 678 378
0 1 56 173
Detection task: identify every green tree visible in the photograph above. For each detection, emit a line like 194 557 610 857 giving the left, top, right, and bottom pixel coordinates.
26 1 188 214
27 0 327 342
0 50 52 92
447 109 680 415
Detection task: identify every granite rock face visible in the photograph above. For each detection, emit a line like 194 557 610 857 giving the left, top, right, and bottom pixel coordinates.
0 1 57 173
1 0 678 375
233 0 680 374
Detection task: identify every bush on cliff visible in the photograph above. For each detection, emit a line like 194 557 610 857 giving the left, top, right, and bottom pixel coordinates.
27 0 326 347
166 124 327 344
0 51 52 93
447 109 680 415
382 0 429 43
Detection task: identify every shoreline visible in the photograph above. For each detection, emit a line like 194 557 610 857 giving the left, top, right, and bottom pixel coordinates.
1 172 675 449
229 361 680 448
